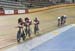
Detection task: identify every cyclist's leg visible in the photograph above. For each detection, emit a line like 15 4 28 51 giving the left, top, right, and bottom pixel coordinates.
58 21 60 27
61 20 63 26
62 20 64 25
21 30 26 41
34 26 36 35
25 28 28 36
28 28 31 38
17 30 21 43
36 25 39 34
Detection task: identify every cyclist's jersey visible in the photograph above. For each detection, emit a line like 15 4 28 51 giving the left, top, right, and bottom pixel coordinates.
64 16 67 20
24 20 31 27
34 20 39 25
61 16 64 21
18 22 24 28
29 20 32 25
64 15 67 19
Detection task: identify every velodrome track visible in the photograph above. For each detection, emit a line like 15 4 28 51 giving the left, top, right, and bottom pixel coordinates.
0 5 75 51
5 24 75 51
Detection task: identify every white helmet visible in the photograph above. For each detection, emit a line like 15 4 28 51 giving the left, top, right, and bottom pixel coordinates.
58 17 60 19
64 15 67 17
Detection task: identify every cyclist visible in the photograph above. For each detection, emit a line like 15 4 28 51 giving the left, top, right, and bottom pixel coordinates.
57 17 61 27
24 17 32 38
34 17 40 35
63 15 67 25
17 18 25 42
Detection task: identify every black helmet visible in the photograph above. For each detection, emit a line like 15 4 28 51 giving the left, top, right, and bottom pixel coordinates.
25 17 29 21
18 18 23 23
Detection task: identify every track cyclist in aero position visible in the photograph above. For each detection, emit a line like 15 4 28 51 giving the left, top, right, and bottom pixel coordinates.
24 17 32 38
34 17 40 35
17 18 25 43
